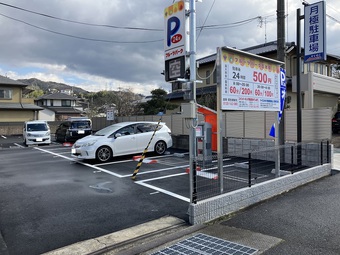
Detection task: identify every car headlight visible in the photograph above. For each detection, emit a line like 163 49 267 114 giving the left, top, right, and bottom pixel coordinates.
45 131 50 136
82 140 97 147
27 132 32 137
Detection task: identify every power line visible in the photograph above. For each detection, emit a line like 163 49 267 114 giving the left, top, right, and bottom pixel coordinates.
0 10 264 44
0 1 163 32
197 0 216 40
0 13 163 44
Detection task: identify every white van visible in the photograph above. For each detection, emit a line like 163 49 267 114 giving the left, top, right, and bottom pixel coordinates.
23 120 51 146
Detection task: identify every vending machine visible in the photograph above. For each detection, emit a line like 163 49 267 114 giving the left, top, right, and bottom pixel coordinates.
195 122 212 168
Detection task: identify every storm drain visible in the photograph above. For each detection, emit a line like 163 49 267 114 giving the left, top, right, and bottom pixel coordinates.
152 233 258 255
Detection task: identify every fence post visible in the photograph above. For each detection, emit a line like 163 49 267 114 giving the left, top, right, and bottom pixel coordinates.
327 140 330 163
321 141 323 165
291 146 294 173
248 153 252 187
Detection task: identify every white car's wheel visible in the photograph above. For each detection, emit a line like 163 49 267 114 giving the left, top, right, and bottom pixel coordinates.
96 146 112 162
154 141 166 155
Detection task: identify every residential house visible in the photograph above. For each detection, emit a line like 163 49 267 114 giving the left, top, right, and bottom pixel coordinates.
167 41 340 114
35 92 84 121
0 75 43 122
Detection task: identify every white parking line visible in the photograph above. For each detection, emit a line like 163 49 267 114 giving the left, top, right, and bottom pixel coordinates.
94 153 185 167
34 147 191 202
13 143 25 148
34 147 124 178
135 173 190 202
120 164 189 178
1 135 7 139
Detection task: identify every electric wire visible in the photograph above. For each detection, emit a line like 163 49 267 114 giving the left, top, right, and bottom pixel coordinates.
0 12 163 44
0 2 162 31
197 0 216 40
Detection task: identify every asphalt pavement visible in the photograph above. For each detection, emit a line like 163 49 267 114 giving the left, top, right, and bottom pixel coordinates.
44 163 340 255
2 135 340 254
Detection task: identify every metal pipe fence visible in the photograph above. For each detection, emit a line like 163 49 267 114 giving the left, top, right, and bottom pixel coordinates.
192 140 331 203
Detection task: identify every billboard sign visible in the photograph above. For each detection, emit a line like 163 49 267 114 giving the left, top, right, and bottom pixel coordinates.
304 1 326 63
219 47 282 111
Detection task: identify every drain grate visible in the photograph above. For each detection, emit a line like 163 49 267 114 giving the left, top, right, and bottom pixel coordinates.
152 233 258 255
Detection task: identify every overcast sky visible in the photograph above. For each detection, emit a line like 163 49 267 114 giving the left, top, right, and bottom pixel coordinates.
0 0 339 95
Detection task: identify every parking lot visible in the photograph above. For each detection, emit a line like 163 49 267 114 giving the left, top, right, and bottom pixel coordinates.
1 133 335 254
0 135 192 255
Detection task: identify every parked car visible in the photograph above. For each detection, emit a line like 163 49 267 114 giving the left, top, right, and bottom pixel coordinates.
71 121 172 162
23 120 51 146
332 112 340 134
56 118 92 142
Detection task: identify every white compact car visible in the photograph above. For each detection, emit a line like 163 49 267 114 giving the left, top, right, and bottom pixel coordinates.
71 121 173 162
23 120 51 146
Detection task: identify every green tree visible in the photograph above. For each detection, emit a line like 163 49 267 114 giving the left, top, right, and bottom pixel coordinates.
140 88 177 115
26 89 44 98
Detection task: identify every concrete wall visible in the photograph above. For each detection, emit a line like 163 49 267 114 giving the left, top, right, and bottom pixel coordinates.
188 164 331 225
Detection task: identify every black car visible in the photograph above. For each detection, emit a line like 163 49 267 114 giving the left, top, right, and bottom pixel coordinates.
55 118 92 142
332 112 340 134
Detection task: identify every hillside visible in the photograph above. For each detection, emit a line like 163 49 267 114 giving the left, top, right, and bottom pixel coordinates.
19 78 89 96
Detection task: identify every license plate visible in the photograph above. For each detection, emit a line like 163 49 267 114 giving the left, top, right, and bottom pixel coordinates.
71 148 76 154
36 138 43 142
78 130 85 134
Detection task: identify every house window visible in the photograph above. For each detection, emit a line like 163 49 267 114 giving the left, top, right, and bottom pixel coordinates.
50 99 53 106
62 100 71 107
213 70 217 84
314 63 319 73
206 70 211 85
0 89 12 99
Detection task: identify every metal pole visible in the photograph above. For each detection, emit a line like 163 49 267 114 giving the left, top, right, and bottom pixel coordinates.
189 0 197 203
296 8 302 165
277 0 286 161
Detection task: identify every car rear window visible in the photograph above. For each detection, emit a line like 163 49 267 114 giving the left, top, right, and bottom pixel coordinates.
71 121 91 129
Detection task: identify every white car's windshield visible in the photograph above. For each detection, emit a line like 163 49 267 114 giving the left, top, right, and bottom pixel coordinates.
27 123 48 131
93 124 124 136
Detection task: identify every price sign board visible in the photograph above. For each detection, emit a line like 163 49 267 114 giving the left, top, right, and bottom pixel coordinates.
219 47 283 111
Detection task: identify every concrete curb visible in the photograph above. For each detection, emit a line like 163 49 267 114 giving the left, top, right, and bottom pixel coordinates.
42 216 188 255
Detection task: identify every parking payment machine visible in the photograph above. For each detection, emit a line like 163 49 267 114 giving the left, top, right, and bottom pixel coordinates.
196 122 212 167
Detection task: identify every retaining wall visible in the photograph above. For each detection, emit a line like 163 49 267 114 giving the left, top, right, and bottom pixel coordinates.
188 163 331 225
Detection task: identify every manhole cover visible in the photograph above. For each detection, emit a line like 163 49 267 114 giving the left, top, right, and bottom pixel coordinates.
152 233 258 255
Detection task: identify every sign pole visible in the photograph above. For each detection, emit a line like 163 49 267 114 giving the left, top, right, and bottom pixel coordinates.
188 0 197 204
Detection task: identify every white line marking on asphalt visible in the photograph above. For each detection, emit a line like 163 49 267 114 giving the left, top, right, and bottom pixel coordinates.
34 147 124 178
13 143 25 148
120 165 189 178
1 135 7 139
94 153 186 167
150 191 160 195
135 173 189 202
34 147 191 202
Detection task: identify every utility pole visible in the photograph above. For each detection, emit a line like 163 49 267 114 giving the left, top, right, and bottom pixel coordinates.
277 0 285 159
188 0 198 204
